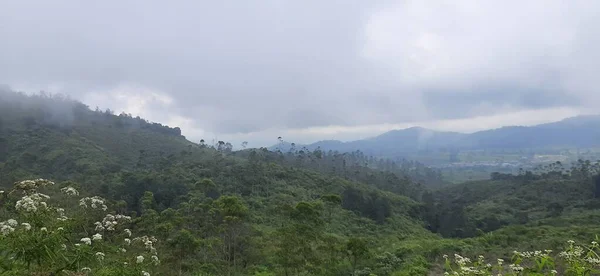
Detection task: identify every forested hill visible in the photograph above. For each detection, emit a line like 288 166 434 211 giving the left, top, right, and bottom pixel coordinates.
0 89 437 274
3 89 600 275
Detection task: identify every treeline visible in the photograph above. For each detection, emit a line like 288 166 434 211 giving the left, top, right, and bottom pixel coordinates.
270 141 447 188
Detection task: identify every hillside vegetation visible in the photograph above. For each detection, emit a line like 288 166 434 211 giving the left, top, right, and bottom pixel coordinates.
1 90 600 275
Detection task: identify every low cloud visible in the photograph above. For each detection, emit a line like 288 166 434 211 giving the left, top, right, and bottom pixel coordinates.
1 0 599 146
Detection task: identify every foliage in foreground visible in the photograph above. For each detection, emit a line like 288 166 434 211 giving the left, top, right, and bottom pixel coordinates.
444 239 600 275
0 179 159 275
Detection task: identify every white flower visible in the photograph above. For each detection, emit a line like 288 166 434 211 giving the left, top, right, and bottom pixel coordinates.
57 227 64 231
151 255 159 265
94 221 105 232
95 252 105 261
61 244 67 250
509 264 524 272
79 196 107 211
21 223 31 230
80 237 92 245
81 267 92 272
120 248 127 253
15 179 54 191
75 243 81 247
15 193 50 212
124 228 132 237
136 255 144 263
145 240 153 249
142 271 150 276
40 227 47 232
92 233 102 241
7 219 17 227
102 214 118 231
60 186 79 196
0 224 15 235
124 238 131 245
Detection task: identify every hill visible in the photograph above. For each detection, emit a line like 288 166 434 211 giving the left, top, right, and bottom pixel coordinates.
2 89 600 275
0 89 439 275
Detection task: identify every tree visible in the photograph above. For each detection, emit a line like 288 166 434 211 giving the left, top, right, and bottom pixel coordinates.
321 194 341 222
167 229 201 275
213 196 249 275
276 201 325 275
346 237 369 271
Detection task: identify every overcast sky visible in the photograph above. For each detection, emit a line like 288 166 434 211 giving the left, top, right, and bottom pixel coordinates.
1 0 599 147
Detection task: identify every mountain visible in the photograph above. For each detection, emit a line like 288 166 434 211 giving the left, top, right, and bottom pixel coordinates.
296 115 600 160
458 115 600 149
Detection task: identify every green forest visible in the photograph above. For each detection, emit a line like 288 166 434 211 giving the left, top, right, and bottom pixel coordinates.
1 90 600 275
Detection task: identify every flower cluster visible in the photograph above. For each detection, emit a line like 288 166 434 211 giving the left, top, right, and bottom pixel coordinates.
95 214 132 231
79 196 108 211
15 193 50 212
56 207 69 221
14 179 55 194
0 178 160 275
558 246 584 260
21 222 31 231
60 186 79 196
81 237 92 245
0 219 18 235
513 250 551 258
95 252 105 261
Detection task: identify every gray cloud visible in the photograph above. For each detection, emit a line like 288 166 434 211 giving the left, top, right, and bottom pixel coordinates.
1 0 599 146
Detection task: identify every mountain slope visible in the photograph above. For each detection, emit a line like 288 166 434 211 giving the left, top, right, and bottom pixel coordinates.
459 115 600 149
0 89 444 275
297 115 600 159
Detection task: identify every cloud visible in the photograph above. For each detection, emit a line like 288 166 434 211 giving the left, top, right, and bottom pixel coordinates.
1 0 599 146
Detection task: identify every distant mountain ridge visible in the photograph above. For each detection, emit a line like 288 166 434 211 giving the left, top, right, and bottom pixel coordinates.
276 115 600 158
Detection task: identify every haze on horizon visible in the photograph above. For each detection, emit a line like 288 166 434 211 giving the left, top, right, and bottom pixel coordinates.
2 0 599 147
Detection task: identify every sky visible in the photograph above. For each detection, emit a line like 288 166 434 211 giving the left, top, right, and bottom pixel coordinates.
1 0 599 147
